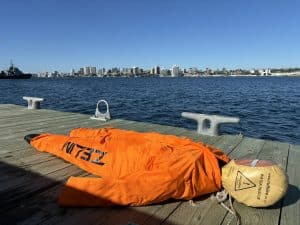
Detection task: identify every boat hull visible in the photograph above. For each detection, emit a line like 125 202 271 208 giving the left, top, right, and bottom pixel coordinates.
0 74 32 79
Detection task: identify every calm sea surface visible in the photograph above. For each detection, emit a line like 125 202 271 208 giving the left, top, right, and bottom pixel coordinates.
1 77 299 144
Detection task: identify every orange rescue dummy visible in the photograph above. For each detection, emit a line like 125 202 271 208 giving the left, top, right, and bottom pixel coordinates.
24 127 230 206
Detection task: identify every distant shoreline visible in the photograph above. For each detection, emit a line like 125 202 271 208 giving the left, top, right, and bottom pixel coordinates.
31 74 300 78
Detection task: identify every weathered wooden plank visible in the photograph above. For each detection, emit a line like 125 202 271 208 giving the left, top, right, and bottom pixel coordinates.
97 126 220 225
141 202 181 225
1 171 90 225
0 107 82 122
0 117 121 147
169 137 264 225
20 129 221 225
0 120 126 167
0 104 298 225
0 116 124 146
280 144 300 225
0 162 86 214
0 104 19 107
0 120 155 178
0 115 85 135
0 113 87 130
0 104 23 111
0 159 70 192
0 108 248 225
0 120 102 156
0 105 216 148
212 134 244 155
0 117 130 211
16 123 216 225
119 120 221 144
0 107 77 119
159 135 244 225
0 119 128 170
0 107 225 225
139 134 227 225
43 124 196 225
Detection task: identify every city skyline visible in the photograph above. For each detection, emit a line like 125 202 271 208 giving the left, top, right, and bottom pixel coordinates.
1 0 299 72
4 60 300 74
34 64 300 78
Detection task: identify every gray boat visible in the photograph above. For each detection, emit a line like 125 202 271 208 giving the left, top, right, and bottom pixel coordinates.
0 62 32 79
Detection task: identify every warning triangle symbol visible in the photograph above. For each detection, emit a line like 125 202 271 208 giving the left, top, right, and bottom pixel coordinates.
235 171 256 191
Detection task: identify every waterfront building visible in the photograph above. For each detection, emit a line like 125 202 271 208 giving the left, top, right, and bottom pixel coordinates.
171 65 180 77
97 68 105 76
49 71 60 78
187 67 198 75
121 68 127 75
150 67 155 75
155 66 160 75
259 68 271 76
90 67 97 75
71 69 75 76
79 68 84 76
84 67 91 75
205 68 212 75
133 67 140 75
161 69 171 76
111 67 120 76
38 72 49 78
121 68 132 76
222 68 228 75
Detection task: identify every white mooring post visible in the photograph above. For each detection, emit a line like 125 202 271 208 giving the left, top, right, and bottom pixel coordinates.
181 112 240 136
90 99 111 121
23 96 44 109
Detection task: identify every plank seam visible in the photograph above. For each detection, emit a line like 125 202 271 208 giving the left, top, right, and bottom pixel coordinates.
0 167 86 213
159 202 184 225
277 143 291 225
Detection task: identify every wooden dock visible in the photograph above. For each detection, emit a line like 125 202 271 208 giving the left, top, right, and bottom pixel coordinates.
0 104 299 225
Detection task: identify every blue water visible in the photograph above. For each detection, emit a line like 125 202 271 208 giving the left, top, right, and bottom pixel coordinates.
0 77 299 144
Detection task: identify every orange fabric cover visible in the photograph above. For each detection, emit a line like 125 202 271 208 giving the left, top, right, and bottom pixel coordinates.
30 127 230 206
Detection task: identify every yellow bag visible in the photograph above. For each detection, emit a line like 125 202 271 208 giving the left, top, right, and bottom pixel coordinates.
222 159 288 207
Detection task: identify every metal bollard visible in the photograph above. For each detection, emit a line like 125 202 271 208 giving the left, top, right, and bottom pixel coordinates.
90 99 111 121
22 96 44 109
181 112 240 136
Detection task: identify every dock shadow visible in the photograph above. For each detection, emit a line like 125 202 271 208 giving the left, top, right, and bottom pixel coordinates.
269 184 300 209
281 184 300 207
0 161 178 225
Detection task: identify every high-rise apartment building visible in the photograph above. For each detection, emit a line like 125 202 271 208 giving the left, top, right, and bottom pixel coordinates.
79 68 84 76
155 66 160 74
90 67 97 75
84 67 91 75
171 65 180 77
133 67 139 75
98 68 105 76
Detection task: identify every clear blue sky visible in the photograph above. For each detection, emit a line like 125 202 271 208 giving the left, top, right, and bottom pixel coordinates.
1 0 299 72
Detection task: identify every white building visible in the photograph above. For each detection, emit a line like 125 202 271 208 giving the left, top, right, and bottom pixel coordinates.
97 68 105 76
133 67 139 75
259 68 271 76
90 67 97 75
171 65 180 77
84 67 91 75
